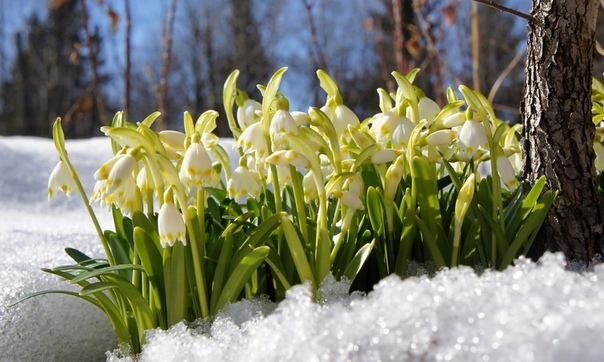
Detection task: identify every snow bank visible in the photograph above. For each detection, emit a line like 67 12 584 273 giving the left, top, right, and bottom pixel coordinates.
1 136 603 362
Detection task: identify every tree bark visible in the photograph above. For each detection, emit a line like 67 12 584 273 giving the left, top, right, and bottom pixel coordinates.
522 0 604 261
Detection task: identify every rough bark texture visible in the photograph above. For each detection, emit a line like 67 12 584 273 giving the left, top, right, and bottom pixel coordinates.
522 0 604 261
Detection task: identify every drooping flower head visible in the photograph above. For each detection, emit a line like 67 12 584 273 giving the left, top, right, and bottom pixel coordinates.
179 135 213 190
48 161 76 200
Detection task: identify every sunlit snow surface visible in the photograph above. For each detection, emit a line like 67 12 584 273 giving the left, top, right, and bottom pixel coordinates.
2 136 604 362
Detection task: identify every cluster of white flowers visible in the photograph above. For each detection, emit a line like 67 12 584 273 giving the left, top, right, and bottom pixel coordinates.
48 68 524 251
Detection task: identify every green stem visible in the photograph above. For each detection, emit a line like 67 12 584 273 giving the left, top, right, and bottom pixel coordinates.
64 156 115 266
289 165 308 243
176 189 209 317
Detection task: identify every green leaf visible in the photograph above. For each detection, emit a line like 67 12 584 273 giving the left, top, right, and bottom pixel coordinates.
262 67 288 127
210 231 234 313
281 216 316 287
133 226 165 303
343 240 375 282
316 69 340 98
64 247 93 264
229 212 282 274
366 187 385 237
213 246 270 314
223 70 240 136
412 156 441 230
477 205 509 258
414 216 446 269
70 264 145 283
499 191 556 269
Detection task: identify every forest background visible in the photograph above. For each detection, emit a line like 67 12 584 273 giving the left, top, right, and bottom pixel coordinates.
0 0 601 139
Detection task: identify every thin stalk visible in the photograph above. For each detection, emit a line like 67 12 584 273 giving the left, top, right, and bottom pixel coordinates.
289 165 309 243
175 189 209 317
63 156 115 266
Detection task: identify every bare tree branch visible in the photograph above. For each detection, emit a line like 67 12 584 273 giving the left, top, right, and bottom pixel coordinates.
302 0 328 72
472 0 535 23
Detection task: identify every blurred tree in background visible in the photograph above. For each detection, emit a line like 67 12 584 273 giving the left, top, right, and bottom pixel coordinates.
0 0 600 137
0 0 106 137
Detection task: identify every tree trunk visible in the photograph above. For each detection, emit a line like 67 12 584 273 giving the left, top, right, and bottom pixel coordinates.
522 0 604 261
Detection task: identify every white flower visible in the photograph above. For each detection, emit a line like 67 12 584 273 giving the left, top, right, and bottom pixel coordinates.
426 129 457 146
48 161 76 200
106 154 136 194
179 141 212 189
332 190 364 210
291 111 310 126
442 112 466 128
497 155 518 190
372 149 404 164
112 175 141 215
458 119 488 160
136 166 154 195
332 105 360 136
235 122 268 159
391 116 417 148
237 99 262 129
270 109 298 150
159 130 186 153
265 149 310 169
370 110 399 144
418 97 440 125
303 170 318 202
158 202 186 248
227 166 261 200
94 154 124 180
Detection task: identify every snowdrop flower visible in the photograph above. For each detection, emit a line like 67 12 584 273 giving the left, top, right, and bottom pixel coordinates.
106 154 136 194
496 154 518 190
227 166 261 200
332 104 360 136
48 161 76 200
136 166 154 195
372 149 404 164
237 98 262 129
332 190 364 210
426 129 457 146
370 110 399 144
458 119 488 160
112 175 141 215
303 170 318 202
179 140 212 189
442 112 466 128
265 149 310 169
391 116 418 149
349 125 375 150
235 121 268 159
158 200 186 248
291 111 310 126
94 153 125 180
319 154 335 180
159 130 186 154
418 97 440 125
269 109 298 150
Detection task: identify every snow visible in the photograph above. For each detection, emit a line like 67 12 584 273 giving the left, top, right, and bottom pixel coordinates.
2 135 604 362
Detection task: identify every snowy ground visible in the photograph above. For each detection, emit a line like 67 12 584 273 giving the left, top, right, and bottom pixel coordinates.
2 136 604 362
